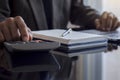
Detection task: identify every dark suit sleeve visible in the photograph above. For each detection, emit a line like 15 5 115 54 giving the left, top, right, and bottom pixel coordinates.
70 0 100 30
0 0 10 22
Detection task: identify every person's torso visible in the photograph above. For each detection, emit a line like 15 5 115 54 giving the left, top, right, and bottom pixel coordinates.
9 0 72 30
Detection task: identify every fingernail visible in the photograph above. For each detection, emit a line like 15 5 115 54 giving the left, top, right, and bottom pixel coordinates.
23 36 29 41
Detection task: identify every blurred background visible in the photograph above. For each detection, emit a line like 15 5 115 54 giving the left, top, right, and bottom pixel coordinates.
73 1 120 80
84 0 120 20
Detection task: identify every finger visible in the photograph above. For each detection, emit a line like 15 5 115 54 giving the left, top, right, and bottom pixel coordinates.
111 16 119 30
14 16 29 41
106 13 114 31
27 28 33 41
107 12 120 31
100 12 108 31
6 17 20 41
112 21 120 31
118 22 120 28
1 21 12 41
95 19 101 30
0 30 5 43
29 33 33 41
0 23 5 43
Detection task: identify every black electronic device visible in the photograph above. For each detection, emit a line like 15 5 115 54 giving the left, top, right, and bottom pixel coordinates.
4 41 60 52
4 41 61 72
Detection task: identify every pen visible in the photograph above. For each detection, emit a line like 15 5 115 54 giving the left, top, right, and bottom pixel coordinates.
61 28 72 37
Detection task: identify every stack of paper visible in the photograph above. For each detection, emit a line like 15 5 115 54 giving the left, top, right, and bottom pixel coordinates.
32 29 108 56
81 28 120 40
32 29 107 45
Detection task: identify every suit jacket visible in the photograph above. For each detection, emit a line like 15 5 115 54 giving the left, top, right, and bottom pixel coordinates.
0 0 99 30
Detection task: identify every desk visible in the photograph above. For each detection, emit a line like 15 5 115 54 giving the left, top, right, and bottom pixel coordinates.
68 43 120 80
102 46 120 80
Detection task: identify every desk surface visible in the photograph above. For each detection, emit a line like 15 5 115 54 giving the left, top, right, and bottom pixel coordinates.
102 46 120 80
69 43 120 80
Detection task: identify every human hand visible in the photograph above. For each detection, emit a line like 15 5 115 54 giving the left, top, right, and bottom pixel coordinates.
0 16 33 43
95 12 120 31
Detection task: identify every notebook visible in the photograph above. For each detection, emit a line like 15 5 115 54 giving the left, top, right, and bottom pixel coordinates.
32 29 107 45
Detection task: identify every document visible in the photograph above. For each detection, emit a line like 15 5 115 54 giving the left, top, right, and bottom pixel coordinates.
32 29 107 45
81 28 120 40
